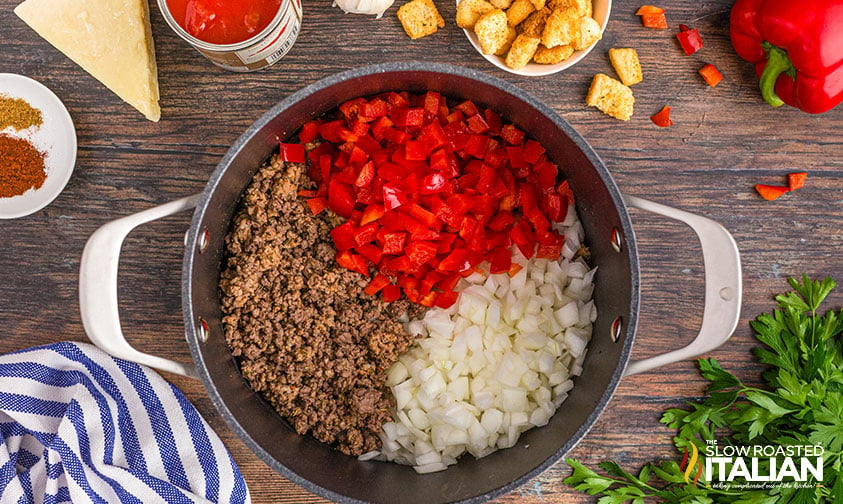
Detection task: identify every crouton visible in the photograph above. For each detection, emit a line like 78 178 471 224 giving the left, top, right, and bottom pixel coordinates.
533 43 574 63
608 47 643 86
506 0 535 26
456 0 495 29
519 7 550 36
489 0 512 9
475 9 512 54
528 0 546 10
397 0 445 39
541 7 580 48
585 73 634 120
572 15 602 50
497 25 518 54
505 33 541 69
548 0 590 17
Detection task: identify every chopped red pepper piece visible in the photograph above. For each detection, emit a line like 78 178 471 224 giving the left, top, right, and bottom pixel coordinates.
363 273 391 296
381 284 401 302
676 25 703 55
788 172 807 191
650 105 674 127
306 197 328 215
279 142 306 163
336 250 369 275
755 184 790 201
698 63 723 87
636 6 667 29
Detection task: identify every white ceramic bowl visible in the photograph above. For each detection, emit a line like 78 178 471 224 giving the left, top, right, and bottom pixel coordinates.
0 74 76 219
459 0 611 76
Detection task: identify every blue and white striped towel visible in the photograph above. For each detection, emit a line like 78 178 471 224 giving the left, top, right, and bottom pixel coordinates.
0 341 251 504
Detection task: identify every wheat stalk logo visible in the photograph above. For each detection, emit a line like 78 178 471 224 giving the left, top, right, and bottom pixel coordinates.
679 443 703 486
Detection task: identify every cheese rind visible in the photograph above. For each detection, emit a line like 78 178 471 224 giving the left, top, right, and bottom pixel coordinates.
14 0 161 121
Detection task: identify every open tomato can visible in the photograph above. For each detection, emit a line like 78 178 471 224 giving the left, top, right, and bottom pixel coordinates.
157 0 302 72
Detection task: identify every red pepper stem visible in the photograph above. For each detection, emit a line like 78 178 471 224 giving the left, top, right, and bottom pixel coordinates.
760 42 794 108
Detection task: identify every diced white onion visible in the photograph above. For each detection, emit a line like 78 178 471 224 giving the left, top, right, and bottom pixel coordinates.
364 211 596 473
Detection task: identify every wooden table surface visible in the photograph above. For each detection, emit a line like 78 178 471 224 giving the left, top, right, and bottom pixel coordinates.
2 0 842 501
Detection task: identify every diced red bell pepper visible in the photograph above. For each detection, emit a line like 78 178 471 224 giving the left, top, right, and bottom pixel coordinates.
698 63 723 87
381 284 401 302
360 203 385 225
650 105 674 127
328 180 356 218
455 100 479 117
361 98 389 119
306 197 328 215
364 273 392 295
381 231 407 255
636 6 667 29
676 25 703 55
489 247 512 274
523 139 546 164
383 183 409 210
526 206 551 233
330 221 357 251
464 134 491 159
391 108 425 128
788 172 807 191
438 248 471 272
420 121 448 151
279 142 306 163
434 290 458 308
407 203 440 229
487 210 515 231
354 222 380 246
423 91 442 115
357 244 383 264
299 120 321 144
405 241 439 266
466 114 490 133
421 172 448 194
510 219 536 259
755 184 790 201
336 250 369 275
404 139 430 161
500 124 526 145
484 108 502 134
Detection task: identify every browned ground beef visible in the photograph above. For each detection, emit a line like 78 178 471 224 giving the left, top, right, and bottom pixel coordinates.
219 155 421 456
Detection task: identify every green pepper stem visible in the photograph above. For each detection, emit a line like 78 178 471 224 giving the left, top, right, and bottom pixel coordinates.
759 42 794 108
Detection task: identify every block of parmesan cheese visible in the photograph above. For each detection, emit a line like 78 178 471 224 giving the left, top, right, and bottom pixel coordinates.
14 0 161 121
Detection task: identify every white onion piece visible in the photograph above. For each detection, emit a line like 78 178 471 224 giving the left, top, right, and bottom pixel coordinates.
332 0 394 17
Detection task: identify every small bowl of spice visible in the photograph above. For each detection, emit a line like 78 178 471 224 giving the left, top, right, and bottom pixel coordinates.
0 74 76 219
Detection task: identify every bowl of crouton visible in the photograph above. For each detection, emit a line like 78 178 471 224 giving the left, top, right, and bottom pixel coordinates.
456 0 610 75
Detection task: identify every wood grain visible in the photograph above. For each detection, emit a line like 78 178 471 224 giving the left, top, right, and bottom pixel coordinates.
2 0 842 502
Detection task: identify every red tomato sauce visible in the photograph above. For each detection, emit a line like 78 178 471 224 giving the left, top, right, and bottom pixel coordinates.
166 0 282 45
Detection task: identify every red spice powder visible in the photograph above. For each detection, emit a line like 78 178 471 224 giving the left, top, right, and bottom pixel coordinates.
0 134 47 198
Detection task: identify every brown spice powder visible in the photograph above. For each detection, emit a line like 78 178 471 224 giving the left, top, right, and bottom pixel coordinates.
0 94 43 131
0 134 47 198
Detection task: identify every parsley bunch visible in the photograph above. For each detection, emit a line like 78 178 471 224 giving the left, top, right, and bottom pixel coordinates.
564 275 843 503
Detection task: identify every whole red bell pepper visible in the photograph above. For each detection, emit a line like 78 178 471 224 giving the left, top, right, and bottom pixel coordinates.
730 0 843 113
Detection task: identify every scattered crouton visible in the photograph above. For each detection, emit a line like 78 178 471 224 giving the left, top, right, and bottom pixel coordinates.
533 43 574 63
585 73 635 120
505 33 541 69
475 9 512 54
506 0 535 26
457 0 495 29
572 15 601 50
541 6 580 48
608 47 643 86
489 0 512 9
397 0 445 39
528 0 546 10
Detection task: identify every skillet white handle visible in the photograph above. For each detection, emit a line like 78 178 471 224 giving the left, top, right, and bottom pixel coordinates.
79 195 201 378
622 195 742 376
